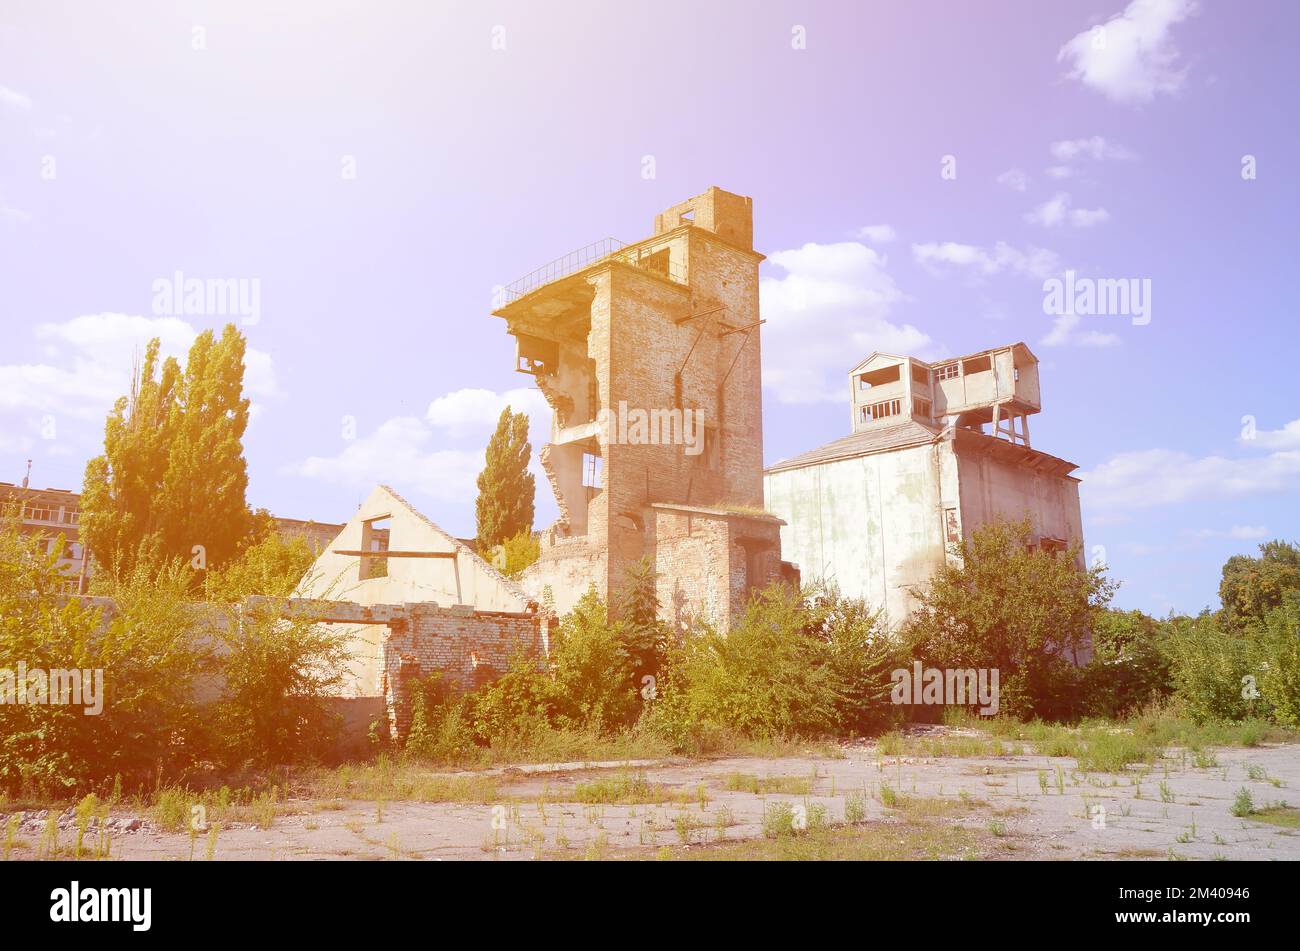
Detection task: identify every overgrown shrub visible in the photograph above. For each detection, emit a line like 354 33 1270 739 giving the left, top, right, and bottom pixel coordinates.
1080 609 1172 717
1163 613 1254 723
547 588 639 732
490 529 540 580
0 516 354 792
211 599 352 767
0 523 210 794
905 517 1117 720
1245 594 1300 727
648 583 900 746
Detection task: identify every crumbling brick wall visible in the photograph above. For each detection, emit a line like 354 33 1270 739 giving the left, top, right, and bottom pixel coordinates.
651 504 786 632
379 604 550 737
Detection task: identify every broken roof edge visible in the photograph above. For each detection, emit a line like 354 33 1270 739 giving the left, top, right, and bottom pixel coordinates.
490 221 768 319
489 252 685 321
649 501 785 525
374 484 536 607
949 429 1080 480
848 341 1038 377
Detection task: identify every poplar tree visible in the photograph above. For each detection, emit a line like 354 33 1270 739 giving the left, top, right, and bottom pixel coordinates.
475 407 535 554
81 324 256 580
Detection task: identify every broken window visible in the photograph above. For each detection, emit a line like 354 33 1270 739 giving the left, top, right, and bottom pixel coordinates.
935 363 959 381
516 334 559 376
360 516 391 579
637 247 671 278
582 452 603 489
1039 537 1067 556
857 364 902 390
861 398 902 422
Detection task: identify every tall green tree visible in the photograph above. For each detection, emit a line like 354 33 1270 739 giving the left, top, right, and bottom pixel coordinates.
475 406 534 553
1218 539 1300 632
82 324 256 580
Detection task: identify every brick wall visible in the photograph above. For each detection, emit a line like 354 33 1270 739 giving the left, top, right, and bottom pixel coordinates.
379 604 550 737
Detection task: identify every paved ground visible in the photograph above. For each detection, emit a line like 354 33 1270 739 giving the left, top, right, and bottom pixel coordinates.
8 734 1299 861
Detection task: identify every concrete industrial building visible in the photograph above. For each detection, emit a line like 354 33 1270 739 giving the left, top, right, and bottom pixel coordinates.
0 479 88 591
764 343 1084 629
0 473 342 593
493 186 794 631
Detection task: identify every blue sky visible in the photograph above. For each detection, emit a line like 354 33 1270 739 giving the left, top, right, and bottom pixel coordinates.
1 0 1296 616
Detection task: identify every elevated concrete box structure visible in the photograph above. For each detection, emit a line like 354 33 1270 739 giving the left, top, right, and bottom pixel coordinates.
765 343 1083 632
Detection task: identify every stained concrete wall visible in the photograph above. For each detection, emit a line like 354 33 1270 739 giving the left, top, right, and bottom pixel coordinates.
953 444 1085 567
764 441 952 628
765 433 1085 630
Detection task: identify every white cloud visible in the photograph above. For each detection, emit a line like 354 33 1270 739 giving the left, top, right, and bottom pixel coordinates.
1187 525 1270 540
1025 193 1111 228
426 387 550 441
0 85 32 110
1046 166 1074 180
1070 207 1111 227
1025 193 1070 228
856 224 897 245
1041 313 1122 349
288 416 487 505
760 241 932 404
0 313 280 431
996 168 1029 192
1079 447 1300 509
1244 417 1300 450
289 386 555 511
1058 0 1199 105
912 240 1061 281
1049 136 1137 162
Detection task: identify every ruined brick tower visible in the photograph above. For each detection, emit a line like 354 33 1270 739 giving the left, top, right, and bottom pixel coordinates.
493 186 792 630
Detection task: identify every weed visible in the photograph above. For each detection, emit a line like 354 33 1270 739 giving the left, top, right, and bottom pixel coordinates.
844 792 867 824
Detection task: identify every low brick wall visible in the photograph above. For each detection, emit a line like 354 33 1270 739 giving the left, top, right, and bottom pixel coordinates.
380 604 550 737
59 594 551 744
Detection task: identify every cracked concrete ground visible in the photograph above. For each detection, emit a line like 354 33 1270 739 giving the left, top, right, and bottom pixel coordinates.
9 735 1299 861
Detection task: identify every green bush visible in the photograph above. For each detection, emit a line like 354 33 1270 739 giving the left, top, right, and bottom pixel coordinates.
468 648 554 744
404 673 477 763
648 583 900 746
212 598 352 767
905 517 1117 720
546 588 639 733
1245 595 1300 727
1080 609 1172 717
0 515 355 792
0 523 210 794
1164 613 1254 723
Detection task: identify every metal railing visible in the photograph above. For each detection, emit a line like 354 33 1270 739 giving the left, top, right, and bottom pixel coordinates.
501 237 687 304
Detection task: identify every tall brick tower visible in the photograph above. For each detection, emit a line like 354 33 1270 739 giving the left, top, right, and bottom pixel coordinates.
493 186 792 629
